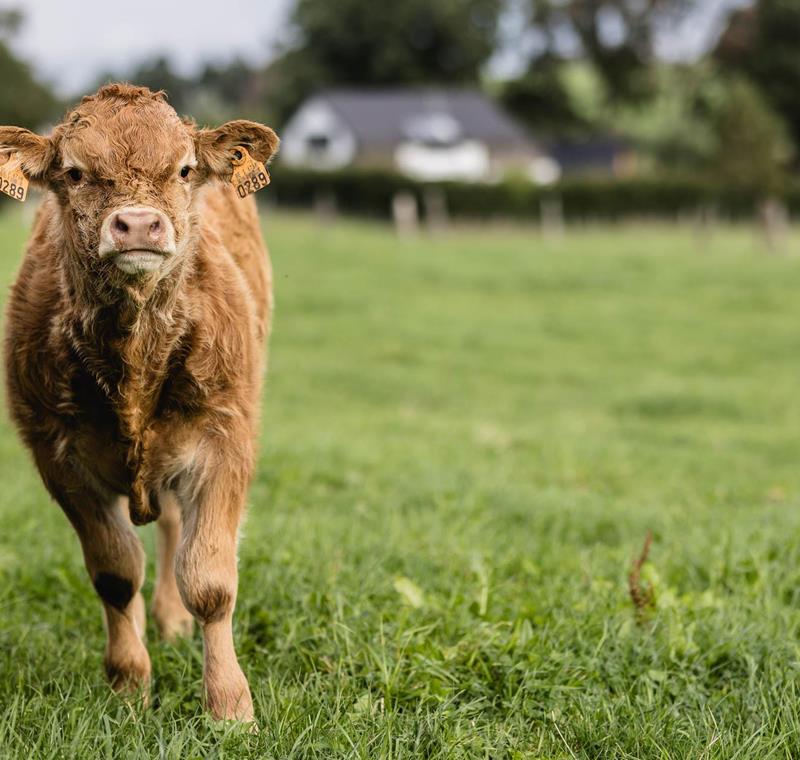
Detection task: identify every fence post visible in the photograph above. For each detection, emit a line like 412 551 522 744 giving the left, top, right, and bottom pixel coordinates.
313 189 337 225
423 187 449 234
693 203 718 250
392 191 419 237
540 195 564 238
759 197 788 253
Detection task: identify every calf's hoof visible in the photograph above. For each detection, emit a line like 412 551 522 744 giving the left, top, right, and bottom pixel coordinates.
204 665 254 722
105 641 151 699
152 597 195 641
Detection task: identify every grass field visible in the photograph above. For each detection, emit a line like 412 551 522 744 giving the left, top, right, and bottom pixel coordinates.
2 209 800 758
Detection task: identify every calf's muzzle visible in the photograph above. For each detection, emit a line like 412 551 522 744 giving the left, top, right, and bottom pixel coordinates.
99 205 176 275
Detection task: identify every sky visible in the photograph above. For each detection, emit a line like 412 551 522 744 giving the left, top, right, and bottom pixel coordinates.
4 0 746 97
4 0 293 95
654 0 746 61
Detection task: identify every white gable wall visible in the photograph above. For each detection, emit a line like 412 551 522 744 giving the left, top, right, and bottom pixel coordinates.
280 98 357 170
394 140 490 182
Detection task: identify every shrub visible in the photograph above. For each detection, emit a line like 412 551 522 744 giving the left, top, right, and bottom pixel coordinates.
267 165 798 222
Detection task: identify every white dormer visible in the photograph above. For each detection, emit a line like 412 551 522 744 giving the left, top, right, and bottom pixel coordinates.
280 97 357 170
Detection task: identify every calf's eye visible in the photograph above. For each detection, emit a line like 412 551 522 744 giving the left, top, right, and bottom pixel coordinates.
180 166 192 179
66 168 83 183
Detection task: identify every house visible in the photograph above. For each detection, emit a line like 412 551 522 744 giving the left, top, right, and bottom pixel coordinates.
549 136 636 179
279 88 560 184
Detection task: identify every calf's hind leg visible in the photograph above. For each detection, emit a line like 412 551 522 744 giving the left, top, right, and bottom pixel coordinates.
152 491 194 640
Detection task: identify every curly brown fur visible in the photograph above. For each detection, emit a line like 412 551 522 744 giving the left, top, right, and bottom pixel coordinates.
2 83 278 722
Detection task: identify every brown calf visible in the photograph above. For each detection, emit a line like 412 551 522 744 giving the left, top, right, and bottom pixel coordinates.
1 84 279 721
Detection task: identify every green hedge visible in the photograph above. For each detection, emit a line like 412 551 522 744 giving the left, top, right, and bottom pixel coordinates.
266 165 800 222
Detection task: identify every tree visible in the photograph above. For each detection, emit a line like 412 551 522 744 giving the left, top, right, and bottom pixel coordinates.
264 0 503 123
715 0 800 150
196 59 266 114
0 10 59 128
708 75 791 198
499 56 589 137
509 0 698 103
292 0 501 84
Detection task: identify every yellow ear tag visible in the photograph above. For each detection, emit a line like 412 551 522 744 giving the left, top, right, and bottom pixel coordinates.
0 152 29 202
229 146 270 199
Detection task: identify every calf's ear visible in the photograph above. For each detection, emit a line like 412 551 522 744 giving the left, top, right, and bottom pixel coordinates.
0 127 56 184
195 120 279 179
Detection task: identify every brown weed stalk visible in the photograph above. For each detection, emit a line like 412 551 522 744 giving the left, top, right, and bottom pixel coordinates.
628 531 655 624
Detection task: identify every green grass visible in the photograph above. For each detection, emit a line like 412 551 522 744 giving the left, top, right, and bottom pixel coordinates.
2 210 800 758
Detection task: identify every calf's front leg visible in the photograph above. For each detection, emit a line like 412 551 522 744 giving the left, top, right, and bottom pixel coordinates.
173 456 253 722
63 493 150 693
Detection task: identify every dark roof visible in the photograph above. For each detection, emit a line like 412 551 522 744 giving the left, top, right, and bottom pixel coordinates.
549 137 631 171
315 88 533 149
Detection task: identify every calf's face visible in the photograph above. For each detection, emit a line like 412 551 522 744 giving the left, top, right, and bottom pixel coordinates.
0 84 277 283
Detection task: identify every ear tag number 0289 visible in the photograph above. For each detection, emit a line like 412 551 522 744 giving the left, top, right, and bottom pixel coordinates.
0 153 29 202
229 146 270 199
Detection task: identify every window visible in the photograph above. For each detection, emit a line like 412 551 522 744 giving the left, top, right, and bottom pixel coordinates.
307 134 330 154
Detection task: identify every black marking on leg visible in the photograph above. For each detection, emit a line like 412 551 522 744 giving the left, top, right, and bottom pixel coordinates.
94 572 134 611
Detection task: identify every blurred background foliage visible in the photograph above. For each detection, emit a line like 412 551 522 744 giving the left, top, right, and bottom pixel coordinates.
0 9 58 129
0 0 797 213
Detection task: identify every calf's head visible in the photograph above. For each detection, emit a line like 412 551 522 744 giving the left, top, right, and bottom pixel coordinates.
0 84 278 285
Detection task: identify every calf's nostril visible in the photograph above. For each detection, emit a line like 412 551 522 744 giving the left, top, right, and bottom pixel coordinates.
149 219 161 235
114 216 129 234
